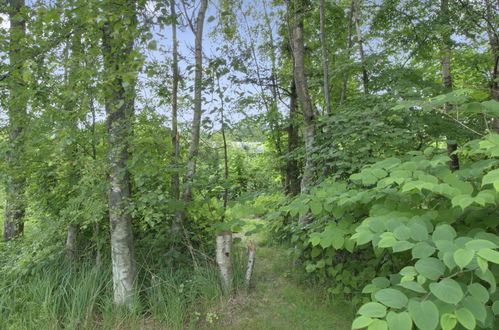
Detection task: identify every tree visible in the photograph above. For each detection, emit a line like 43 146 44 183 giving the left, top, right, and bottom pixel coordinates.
292 0 316 223
173 0 208 233
101 0 138 306
319 0 332 115
4 0 27 241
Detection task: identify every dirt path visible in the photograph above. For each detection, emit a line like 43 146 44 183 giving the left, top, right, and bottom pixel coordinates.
209 220 353 330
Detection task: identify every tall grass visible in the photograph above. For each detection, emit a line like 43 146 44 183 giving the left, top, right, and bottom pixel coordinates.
0 246 250 329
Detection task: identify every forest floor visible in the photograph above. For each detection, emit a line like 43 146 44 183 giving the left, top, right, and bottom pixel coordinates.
206 219 353 330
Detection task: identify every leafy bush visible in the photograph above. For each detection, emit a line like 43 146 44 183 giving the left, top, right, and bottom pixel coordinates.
278 134 499 329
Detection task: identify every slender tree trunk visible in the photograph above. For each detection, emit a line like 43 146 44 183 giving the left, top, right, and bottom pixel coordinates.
353 0 368 94
340 0 355 105
320 0 332 115
170 0 182 233
485 0 499 132
101 0 138 306
293 0 316 223
4 0 27 241
174 0 208 231
440 0 459 170
64 30 83 259
285 80 301 196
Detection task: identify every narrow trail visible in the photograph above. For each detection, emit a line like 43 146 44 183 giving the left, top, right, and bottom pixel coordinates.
209 220 352 330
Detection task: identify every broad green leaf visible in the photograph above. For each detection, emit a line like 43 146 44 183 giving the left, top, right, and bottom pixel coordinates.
477 256 488 273
415 258 445 280
429 279 464 304
386 311 412 330
394 225 411 240
477 248 499 264
455 308 476 330
409 223 428 241
374 288 408 309
467 283 489 303
482 168 499 191
462 296 486 323
440 313 457 330
368 319 388 330
393 241 415 252
400 266 417 276
453 248 474 269
492 301 499 315
412 242 436 259
310 200 322 215
352 315 373 329
451 195 474 210
408 299 439 330
378 236 397 248
465 239 497 250
398 281 426 293
432 224 457 241
358 302 387 318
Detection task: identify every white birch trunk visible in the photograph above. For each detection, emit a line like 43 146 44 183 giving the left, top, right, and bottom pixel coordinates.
216 230 233 294
245 241 256 288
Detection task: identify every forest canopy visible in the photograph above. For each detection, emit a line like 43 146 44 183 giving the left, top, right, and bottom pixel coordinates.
1 0 499 329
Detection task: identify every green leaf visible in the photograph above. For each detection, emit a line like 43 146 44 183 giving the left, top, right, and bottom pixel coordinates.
440 313 457 330
462 296 486 323
415 258 445 280
398 281 426 293
451 195 474 210
409 223 428 241
310 200 322 215
412 242 436 259
368 319 388 330
467 283 489 303
465 239 497 250
374 288 408 309
492 301 499 315
476 256 488 273
429 279 464 304
394 225 411 241
453 249 474 269
482 100 499 115
393 241 414 252
408 299 439 330
455 308 476 330
352 315 373 329
147 40 157 50
386 311 412 330
378 236 397 248
358 302 387 318
477 248 499 264
482 168 499 190
432 224 456 241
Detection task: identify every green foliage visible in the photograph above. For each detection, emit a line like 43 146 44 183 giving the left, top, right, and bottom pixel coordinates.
272 133 499 329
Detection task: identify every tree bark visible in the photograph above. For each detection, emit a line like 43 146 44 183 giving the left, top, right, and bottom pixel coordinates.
440 0 459 171
4 0 27 241
170 0 182 233
484 0 499 132
293 0 316 223
285 80 301 196
340 0 355 105
216 230 233 294
244 241 256 288
353 0 368 95
319 0 332 115
101 0 138 306
174 0 208 232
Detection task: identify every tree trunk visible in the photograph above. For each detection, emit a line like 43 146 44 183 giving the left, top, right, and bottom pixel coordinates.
340 0 355 105
174 0 208 232
285 80 301 196
216 230 233 294
320 0 332 115
170 0 182 233
4 0 27 241
293 0 316 223
102 0 138 306
440 0 459 171
485 0 499 132
353 0 368 95
244 241 256 288
66 223 80 259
